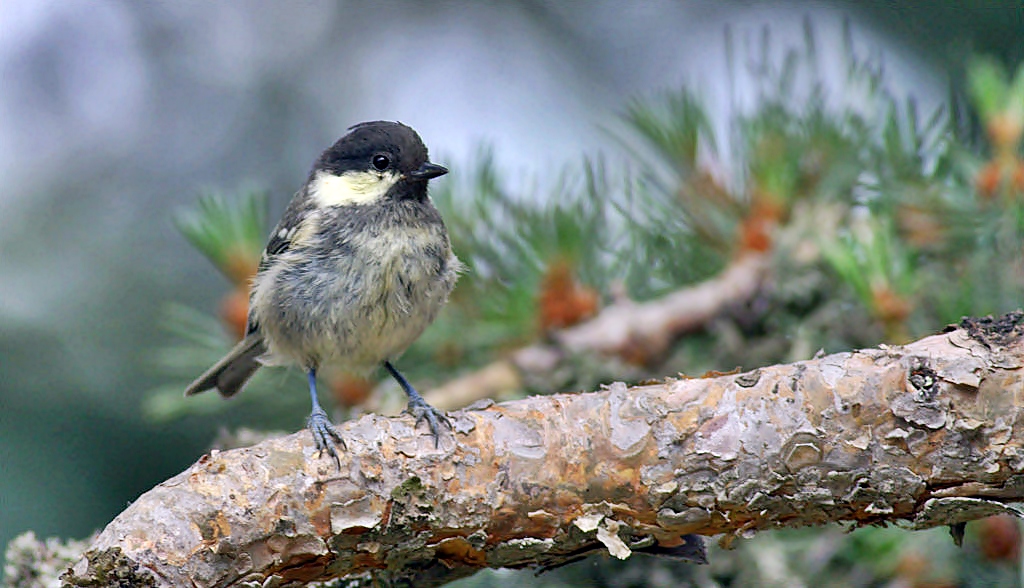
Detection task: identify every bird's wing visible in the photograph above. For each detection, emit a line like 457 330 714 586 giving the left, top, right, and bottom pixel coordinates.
246 190 318 334
259 196 317 269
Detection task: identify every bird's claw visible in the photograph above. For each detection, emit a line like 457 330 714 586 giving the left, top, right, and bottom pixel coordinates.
405 397 452 448
308 407 345 469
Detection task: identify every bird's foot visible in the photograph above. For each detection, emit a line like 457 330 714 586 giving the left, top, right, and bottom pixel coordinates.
308 406 345 469
404 397 452 448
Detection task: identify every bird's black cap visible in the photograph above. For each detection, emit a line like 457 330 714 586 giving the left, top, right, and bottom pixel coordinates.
315 121 440 178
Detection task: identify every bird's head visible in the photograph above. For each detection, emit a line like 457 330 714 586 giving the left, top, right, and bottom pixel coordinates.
309 121 447 207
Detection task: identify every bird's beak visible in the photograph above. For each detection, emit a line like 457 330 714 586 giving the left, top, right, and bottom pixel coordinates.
408 162 449 181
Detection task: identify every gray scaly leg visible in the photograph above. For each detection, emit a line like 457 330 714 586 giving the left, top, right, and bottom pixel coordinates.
384 360 451 447
306 368 345 467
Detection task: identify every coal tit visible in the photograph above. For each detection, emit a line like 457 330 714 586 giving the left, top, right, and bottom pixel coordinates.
185 121 461 465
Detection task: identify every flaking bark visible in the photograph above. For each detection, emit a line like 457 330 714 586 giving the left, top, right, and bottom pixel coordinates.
65 313 1024 587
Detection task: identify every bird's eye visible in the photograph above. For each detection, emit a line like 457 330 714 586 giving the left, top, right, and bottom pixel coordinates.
372 154 391 171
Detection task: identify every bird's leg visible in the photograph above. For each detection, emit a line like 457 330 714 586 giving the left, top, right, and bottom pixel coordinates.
306 368 345 468
384 360 451 447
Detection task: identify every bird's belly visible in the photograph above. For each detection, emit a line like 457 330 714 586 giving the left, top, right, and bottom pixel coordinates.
255 240 456 372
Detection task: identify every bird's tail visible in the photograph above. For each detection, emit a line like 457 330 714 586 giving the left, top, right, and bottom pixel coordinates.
184 333 266 398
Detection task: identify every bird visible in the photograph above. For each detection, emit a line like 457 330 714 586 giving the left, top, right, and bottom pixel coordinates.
184 121 462 465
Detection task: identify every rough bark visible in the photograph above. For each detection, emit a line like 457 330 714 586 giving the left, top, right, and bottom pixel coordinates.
64 313 1024 587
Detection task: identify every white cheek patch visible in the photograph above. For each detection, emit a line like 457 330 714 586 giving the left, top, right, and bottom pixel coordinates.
311 169 400 207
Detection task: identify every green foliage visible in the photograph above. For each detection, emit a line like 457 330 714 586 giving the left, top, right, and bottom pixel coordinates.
429 146 724 352
615 92 737 256
144 301 308 425
621 90 716 174
968 56 1024 122
174 190 268 283
821 213 916 341
144 304 237 421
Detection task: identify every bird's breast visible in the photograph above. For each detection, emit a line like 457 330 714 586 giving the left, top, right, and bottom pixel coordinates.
252 219 459 371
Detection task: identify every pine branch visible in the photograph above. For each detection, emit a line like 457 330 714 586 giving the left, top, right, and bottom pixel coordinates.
424 252 770 409
65 313 1024 587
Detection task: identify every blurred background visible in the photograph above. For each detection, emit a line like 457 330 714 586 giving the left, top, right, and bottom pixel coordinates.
3 1 1024 586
